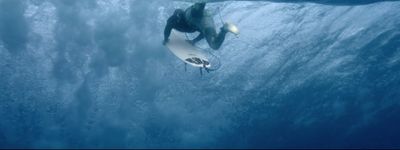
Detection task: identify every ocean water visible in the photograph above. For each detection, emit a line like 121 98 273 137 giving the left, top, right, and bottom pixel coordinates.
0 0 399 148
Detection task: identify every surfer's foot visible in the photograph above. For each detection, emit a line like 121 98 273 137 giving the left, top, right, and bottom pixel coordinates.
222 22 239 35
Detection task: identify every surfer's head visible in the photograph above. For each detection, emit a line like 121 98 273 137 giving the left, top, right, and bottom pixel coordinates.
173 9 185 20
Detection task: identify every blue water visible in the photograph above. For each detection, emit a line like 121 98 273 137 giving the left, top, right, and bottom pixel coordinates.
0 0 400 148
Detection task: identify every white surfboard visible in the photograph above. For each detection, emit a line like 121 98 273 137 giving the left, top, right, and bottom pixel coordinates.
166 29 211 68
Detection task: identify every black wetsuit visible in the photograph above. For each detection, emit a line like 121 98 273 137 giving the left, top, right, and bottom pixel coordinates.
164 3 228 50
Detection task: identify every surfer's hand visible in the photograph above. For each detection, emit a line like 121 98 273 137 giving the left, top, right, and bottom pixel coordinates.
163 39 169 45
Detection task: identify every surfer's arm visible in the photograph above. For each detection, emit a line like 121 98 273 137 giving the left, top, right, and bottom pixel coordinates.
164 18 174 44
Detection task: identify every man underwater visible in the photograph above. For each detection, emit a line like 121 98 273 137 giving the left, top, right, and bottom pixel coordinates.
163 2 239 50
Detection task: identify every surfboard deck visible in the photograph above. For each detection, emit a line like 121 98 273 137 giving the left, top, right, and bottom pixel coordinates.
165 29 211 68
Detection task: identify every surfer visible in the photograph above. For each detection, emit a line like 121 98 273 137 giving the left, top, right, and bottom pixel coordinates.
163 2 239 50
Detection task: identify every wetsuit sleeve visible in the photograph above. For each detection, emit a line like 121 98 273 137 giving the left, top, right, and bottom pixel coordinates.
164 17 174 42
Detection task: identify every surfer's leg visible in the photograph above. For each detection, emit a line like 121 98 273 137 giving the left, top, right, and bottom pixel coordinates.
200 13 227 50
204 27 228 50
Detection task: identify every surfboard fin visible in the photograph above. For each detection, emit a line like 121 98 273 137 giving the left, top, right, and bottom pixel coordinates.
184 63 187 72
203 64 210 73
